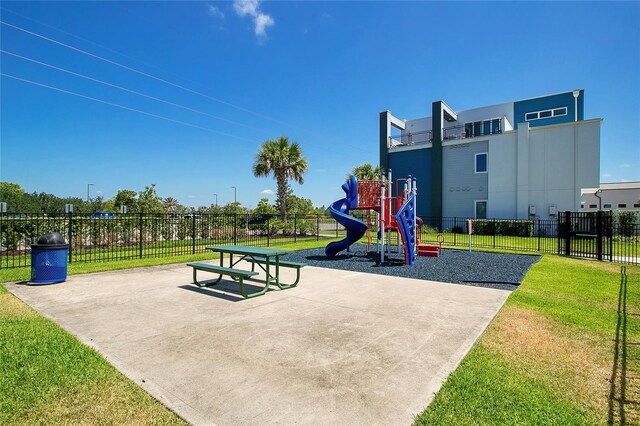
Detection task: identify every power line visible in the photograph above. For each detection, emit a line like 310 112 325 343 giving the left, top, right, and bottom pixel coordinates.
1 6 180 78
0 20 300 130
1 72 257 142
1 49 270 133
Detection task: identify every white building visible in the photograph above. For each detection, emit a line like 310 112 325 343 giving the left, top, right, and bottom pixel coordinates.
581 182 640 212
380 89 602 220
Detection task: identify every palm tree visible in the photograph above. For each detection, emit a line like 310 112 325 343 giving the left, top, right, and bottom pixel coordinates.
253 137 308 221
163 197 179 213
347 163 382 181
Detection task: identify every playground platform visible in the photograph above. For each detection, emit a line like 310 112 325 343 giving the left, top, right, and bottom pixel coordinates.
7 261 510 425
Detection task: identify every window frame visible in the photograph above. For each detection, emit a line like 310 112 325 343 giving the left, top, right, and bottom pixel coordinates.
475 152 488 174
474 200 488 219
525 106 568 122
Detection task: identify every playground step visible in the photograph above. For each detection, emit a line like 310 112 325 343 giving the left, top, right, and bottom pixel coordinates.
417 244 441 257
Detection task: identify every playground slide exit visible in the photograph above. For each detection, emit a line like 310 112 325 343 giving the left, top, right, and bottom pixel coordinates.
325 176 367 257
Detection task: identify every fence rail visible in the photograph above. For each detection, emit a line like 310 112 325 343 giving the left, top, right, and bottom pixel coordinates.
0 211 637 269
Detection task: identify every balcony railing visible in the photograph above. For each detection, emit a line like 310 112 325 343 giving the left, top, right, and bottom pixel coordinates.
388 130 432 148
389 119 504 149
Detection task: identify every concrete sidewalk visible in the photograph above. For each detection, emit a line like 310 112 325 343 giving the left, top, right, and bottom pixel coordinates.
8 262 510 425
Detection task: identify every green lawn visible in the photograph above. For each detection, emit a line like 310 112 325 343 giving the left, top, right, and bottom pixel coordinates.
415 256 640 425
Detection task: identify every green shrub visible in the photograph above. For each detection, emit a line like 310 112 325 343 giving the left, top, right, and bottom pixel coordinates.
471 219 533 237
616 211 639 238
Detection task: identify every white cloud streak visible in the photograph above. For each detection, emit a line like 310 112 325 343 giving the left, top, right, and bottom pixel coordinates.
208 5 224 19
233 0 274 37
261 189 274 195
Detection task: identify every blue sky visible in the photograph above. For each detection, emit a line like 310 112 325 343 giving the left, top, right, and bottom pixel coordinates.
1 1 639 209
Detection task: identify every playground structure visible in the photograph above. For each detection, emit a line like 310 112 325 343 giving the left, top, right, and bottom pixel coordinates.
325 170 441 265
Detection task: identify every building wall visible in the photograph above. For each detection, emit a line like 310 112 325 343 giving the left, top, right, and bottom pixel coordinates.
513 90 583 128
387 148 432 216
442 141 489 217
582 186 640 211
487 132 518 219
525 119 600 218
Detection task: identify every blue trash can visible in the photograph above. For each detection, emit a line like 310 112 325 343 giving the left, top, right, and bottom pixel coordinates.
30 232 69 284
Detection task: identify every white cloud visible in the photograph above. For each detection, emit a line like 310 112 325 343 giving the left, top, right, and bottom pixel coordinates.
260 189 274 195
208 5 224 19
187 195 196 199
619 163 631 168
602 173 612 178
232 0 274 37
254 13 274 36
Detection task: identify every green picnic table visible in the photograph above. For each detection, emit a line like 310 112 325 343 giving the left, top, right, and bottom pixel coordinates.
187 245 304 299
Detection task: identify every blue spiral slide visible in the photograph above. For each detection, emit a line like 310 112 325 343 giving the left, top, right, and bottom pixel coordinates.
325 176 368 257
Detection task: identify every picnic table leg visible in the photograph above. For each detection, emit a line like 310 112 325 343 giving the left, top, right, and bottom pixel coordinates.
273 266 301 289
192 268 222 288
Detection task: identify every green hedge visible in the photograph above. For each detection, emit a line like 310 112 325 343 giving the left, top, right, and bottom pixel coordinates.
472 219 534 237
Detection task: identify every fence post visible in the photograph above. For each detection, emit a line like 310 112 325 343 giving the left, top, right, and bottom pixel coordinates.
564 211 571 256
192 214 196 255
267 217 270 247
537 219 541 252
68 211 73 263
608 211 614 262
139 212 144 259
493 218 496 249
596 210 603 261
294 214 297 243
454 217 457 246
316 215 320 241
233 214 237 245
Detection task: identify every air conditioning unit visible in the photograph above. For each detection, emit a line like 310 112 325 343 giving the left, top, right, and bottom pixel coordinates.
549 205 557 215
528 205 537 215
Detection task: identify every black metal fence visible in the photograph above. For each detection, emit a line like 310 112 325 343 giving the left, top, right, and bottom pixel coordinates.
417 212 638 265
1 211 638 269
0 213 342 269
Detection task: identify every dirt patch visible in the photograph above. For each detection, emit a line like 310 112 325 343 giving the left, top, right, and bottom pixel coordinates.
482 305 611 419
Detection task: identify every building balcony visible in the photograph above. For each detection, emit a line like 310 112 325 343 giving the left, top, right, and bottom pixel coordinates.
388 130 432 148
388 119 504 149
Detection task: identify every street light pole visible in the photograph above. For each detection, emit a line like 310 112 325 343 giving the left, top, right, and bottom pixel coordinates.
231 186 237 204
87 183 94 202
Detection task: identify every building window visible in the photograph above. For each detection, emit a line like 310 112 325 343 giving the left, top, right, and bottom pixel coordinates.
475 153 488 173
464 119 502 137
634 203 640 208
475 200 487 219
580 204 584 209
618 203 627 209
604 203 612 209
525 106 568 121
589 204 598 209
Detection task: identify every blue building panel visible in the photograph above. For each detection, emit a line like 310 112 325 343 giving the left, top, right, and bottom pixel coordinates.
388 149 432 217
513 90 583 128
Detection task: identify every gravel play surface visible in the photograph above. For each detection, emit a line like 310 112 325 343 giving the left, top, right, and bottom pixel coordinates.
285 244 540 291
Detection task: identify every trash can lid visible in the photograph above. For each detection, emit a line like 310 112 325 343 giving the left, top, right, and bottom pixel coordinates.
37 232 66 245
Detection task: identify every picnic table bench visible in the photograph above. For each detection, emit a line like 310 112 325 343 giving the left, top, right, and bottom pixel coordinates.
187 245 304 299
247 256 306 287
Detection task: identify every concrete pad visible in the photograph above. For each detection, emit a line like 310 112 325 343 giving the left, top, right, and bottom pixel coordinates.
7 261 510 425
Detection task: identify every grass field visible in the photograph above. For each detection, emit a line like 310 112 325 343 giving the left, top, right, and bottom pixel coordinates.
415 256 640 425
